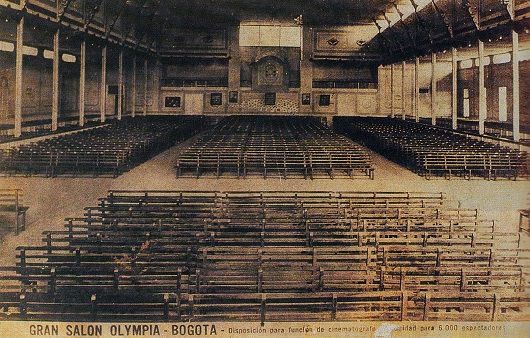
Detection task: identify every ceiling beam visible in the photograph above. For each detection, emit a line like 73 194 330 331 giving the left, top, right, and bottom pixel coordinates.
58 0 74 22
431 0 454 40
84 0 103 29
372 17 396 61
381 11 408 57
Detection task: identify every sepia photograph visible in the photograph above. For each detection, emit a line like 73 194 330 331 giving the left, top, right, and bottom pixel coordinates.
0 0 529 337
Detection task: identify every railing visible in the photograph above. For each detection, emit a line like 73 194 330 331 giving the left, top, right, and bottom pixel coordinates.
161 78 228 88
312 81 377 89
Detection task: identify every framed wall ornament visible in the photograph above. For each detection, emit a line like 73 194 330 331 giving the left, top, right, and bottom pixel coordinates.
319 94 331 106
164 96 181 108
210 93 222 106
229 91 238 103
264 92 276 105
301 93 311 105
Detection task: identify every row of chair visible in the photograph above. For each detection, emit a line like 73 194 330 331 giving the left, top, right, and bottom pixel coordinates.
0 190 528 321
0 116 206 177
176 116 374 179
335 117 528 180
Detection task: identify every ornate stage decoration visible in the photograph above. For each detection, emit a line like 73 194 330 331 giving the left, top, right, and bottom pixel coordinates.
251 56 289 92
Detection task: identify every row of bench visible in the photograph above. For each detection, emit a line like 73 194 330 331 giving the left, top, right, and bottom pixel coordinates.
0 190 528 321
335 117 528 180
0 116 206 177
176 116 374 179
0 285 525 322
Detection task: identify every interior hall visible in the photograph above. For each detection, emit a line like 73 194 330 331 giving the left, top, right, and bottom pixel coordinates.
0 0 529 323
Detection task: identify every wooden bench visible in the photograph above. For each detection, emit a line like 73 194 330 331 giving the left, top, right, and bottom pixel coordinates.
0 189 28 235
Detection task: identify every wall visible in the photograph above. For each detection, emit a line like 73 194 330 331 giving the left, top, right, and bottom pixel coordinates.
159 25 380 117
134 57 160 116
239 91 299 114
0 51 57 123
379 56 452 121
436 57 453 118
0 51 15 124
458 57 523 122
521 60 530 133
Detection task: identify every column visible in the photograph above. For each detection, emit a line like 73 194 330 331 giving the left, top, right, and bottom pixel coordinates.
300 26 314 114
414 57 419 122
131 55 136 118
227 26 242 113
117 49 123 120
402 60 406 120
431 52 437 126
52 28 60 131
478 40 486 135
14 16 24 137
512 29 520 141
390 64 394 118
143 59 148 116
154 57 161 112
79 39 86 127
452 47 458 130
100 45 107 122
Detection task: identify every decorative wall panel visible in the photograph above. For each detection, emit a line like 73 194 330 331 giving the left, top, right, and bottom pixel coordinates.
356 93 378 115
240 92 298 113
161 29 229 56
312 92 335 114
311 26 378 59
251 56 289 92
160 90 185 113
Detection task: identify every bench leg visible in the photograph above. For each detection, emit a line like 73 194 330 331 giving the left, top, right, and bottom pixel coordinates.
21 211 25 232
15 212 20 236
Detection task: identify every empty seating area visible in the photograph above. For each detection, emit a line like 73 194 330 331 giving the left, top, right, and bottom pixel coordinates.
0 190 528 322
335 117 528 180
176 116 374 179
0 116 206 177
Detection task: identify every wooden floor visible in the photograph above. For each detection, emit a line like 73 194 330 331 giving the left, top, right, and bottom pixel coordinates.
0 134 528 266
